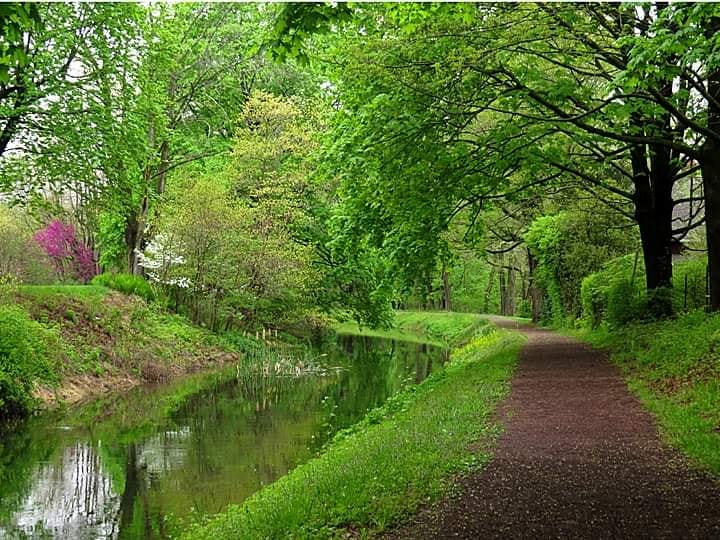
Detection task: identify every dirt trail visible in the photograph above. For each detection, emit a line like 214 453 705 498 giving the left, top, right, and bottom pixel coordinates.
392 318 720 539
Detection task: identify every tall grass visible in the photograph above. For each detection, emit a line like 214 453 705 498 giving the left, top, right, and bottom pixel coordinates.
91 272 155 301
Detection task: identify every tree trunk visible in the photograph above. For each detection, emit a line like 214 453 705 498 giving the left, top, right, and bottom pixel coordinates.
631 144 674 317
498 262 507 315
118 444 140 531
125 212 140 274
503 266 516 316
425 275 434 310
703 19 720 311
483 266 496 314
441 268 451 311
702 154 720 311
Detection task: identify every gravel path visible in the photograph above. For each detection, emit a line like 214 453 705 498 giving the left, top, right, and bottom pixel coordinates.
391 319 720 539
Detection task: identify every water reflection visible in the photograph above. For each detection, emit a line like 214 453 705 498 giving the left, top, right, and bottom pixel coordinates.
11 442 120 539
0 336 446 539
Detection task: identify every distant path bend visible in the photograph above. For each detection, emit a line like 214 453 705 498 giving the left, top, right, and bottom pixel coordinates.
393 317 720 539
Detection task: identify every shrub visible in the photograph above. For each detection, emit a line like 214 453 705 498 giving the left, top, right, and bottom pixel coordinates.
91 272 155 302
606 279 647 327
516 299 532 319
33 220 97 283
581 253 644 328
582 254 710 328
0 306 57 416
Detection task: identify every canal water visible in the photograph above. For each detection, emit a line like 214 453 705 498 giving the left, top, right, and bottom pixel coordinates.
0 335 447 539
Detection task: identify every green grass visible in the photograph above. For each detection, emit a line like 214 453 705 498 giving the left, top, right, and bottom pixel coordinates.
576 309 720 475
182 327 524 539
91 272 155 302
18 284 109 298
334 310 487 348
1 284 247 410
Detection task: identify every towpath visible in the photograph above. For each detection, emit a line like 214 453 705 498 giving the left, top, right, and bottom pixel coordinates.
393 318 720 539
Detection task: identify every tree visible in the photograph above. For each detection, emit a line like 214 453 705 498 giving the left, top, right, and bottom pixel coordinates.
615 4 720 309
0 3 144 270
33 220 96 283
277 3 705 316
0 3 140 160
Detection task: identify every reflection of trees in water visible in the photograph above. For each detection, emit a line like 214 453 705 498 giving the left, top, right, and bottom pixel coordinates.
237 373 292 413
0 420 61 526
314 336 446 447
4 442 120 539
0 335 447 540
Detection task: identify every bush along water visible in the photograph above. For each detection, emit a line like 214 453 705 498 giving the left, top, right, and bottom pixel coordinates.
0 305 58 416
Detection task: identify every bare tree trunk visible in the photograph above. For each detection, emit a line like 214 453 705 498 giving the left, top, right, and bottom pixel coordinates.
483 266 496 314
703 17 720 311
441 268 451 311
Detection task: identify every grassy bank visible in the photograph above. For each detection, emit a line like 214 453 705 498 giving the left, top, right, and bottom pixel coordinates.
577 310 720 475
1 284 243 413
334 310 487 347
183 326 524 539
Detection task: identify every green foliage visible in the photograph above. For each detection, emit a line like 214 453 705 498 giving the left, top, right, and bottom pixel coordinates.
582 255 710 328
606 279 648 328
96 209 128 271
91 272 155 302
581 254 639 328
525 214 565 325
182 329 523 539
269 3 353 64
526 211 638 326
335 310 488 348
0 306 57 416
579 310 720 474
449 254 499 314
516 299 531 318
672 257 709 312
0 205 54 284
0 3 41 83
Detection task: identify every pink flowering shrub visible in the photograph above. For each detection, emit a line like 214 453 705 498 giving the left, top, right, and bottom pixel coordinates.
33 220 97 283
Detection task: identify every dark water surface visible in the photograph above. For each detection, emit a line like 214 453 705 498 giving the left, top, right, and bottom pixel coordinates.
0 336 447 539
